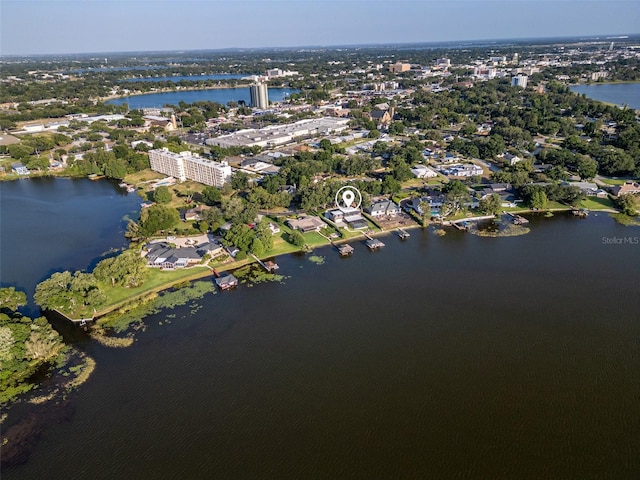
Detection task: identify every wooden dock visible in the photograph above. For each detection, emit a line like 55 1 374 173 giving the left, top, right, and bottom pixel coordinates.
397 228 410 239
572 208 589 218
365 238 385 250
452 222 468 231
337 243 354 256
251 254 279 272
215 273 238 290
504 212 529 224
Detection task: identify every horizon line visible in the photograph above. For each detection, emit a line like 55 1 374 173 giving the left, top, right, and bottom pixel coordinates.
2 33 639 59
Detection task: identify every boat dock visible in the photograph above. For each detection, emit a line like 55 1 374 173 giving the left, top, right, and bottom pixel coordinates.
337 243 354 256
397 228 410 239
572 208 589 218
251 254 279 272
365 238 385 250
215 273 238 290
504 212 529 224
452 222 469 231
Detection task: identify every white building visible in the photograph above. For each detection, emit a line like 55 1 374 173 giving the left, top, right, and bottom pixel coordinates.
148 148 231 187
250 83 269 109
511 75 528 88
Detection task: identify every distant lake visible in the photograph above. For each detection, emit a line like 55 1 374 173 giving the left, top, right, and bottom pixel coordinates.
570 82 640 110
107 87 298 108
123 74 249 83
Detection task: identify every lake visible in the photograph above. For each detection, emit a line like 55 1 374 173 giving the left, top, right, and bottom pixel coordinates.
0 178 141 316
107 87 298 109
570 82 640 110
2 178 639 479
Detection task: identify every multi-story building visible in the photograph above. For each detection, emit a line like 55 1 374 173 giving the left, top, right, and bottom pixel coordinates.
511 74 528 88
249 83 269 109
389 62 411 73
148 148 231 187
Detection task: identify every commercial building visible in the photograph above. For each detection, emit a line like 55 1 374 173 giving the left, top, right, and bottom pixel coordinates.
148 148 231 187
206 117 350 149
250 83 269 109
389 62 411 73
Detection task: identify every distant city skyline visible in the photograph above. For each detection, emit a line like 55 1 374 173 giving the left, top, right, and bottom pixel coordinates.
1 0 639 56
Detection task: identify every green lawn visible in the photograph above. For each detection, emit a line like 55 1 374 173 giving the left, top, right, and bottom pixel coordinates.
89 267 213 318
598 178 627 186
124 169 165 185
578 196 616 210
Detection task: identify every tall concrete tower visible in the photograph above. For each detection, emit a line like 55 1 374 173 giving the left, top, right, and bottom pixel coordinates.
249 83 269 109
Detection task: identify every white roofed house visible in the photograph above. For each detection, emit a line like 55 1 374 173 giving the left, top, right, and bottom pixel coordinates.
11 163 30 175
410 165 438 179
502 153 521 166
365 200 402 218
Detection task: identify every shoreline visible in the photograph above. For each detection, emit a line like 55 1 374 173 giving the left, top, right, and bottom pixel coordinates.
77 205 622 324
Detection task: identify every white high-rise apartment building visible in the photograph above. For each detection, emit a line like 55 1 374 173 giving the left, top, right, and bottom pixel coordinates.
511 74 528 88
249 83 269 109
148 148 231 187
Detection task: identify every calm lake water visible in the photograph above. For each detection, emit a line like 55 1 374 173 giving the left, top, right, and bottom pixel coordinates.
0 178 141 316
107 87 298 108
570 82 640 110
2 179 639 479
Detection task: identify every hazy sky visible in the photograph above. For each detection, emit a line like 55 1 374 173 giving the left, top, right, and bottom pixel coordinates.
2 0 639 56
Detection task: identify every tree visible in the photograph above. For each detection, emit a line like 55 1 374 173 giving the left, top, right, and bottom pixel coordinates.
139 205 180 236
0 287 27 311
389 122 404 135
24 319 62 360
104 158 128 180
530 189 548 210
576 155 598 180
287 230 305 247
201 186 222 205
231 171 250 190
34 271 106 314
255 219 274 251
479 193 502 215
202 207 223 231
442 180 471 216
616 194 638 216
94 250 149 288
153 186 172 204
250 238 265 256
224 224 254 252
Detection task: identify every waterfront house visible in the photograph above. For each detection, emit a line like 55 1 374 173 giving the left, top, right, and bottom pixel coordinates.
11 162 29 175
325 208 368 229
287 216 325 233
145 242 203 270
611 181 640 197
365 200 402 218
